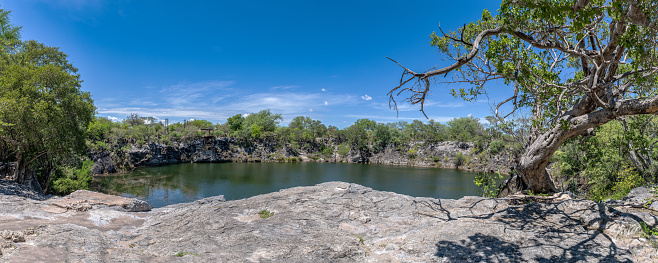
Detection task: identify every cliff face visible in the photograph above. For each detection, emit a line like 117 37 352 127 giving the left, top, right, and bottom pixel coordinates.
0 181 656 262
90 138 514 174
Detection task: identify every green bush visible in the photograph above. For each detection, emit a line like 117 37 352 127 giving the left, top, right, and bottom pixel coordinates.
488 140 506 155
338 143 350 156
321 146 334 157
455 152 467 168
608 166 645 200
474 172 503 198
51 159 94 195
407 148 417 159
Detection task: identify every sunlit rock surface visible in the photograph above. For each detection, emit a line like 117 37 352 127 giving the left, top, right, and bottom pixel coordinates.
0 180 656 262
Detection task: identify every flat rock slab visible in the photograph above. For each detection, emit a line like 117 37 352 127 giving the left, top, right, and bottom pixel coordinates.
47 190 151 212
0 182 656 262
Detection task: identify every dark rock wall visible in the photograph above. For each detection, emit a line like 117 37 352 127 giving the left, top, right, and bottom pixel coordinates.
90 138 514 175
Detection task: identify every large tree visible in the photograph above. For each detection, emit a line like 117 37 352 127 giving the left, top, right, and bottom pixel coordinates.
0 8 95 186
389 0 658 193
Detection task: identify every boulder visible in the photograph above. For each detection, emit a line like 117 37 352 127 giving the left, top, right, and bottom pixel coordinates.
47 190 151 212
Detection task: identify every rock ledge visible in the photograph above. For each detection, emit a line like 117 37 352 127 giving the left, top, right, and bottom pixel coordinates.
0 182 657 262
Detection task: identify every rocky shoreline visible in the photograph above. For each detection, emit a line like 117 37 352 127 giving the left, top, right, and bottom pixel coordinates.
91 138 514 175
1 180 657 262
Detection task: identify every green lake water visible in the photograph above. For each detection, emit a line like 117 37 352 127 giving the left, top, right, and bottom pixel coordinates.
94 162 496 208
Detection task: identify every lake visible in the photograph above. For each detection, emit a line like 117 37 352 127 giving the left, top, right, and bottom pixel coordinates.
94 162 494 208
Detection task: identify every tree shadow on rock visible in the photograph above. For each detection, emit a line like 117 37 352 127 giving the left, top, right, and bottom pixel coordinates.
435 233 523 262
432 199 634 262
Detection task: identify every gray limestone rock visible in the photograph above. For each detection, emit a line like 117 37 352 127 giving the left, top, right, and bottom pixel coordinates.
1 181 657 262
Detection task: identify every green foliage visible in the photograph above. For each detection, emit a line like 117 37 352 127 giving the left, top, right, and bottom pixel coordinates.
489 140 506 155
640 222 658 237
124 113 145 127
337 143 350 157
174 251 198 257
87 117 116 142
344 119 376 150
0 11 95 184
227 114 244 132
455 152 467 168
289 116 327 141
354 234 365 245
51 159 93 195
407 148 417 159
188 119 212 129
474 172 503 198
243 110 282 134
250 124 262 138
553 120 653 200
320 145 333 157
609 166 645 200
258 209 274 219
447 117 484 142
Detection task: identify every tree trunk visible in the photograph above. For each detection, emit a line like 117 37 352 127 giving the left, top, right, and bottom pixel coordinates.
14 155 27 185
514 133 561 194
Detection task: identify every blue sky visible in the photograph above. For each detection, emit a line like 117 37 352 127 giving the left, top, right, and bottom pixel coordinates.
3 0 509 128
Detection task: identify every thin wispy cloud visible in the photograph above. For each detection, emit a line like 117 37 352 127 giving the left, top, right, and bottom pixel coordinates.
361 95 372 101
270 85 297 90
160 81 234 108
371 100 469 112
97 80 359 123
344 114 456 123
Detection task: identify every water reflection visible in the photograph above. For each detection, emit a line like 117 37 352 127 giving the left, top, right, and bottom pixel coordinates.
94 162 493 208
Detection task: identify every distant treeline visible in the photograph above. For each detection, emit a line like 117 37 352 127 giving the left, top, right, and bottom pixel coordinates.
86 110 658 201
88 110 523 157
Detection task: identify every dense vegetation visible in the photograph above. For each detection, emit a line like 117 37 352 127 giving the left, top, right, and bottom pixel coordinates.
86 110 658 201
87 112 518 159
390 0 658 194
553 116 658 201
0 8 95 195
1 2 656 201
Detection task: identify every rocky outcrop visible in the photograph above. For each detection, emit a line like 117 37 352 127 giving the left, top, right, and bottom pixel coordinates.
91 138 514 175
1 181 657 262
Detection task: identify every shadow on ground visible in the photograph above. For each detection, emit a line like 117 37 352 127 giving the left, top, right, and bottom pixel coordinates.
432 198 635 262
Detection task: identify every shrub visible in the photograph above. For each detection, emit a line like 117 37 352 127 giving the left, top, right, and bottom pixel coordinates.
51 159 94 195
455 152 467 168
338 143 350 157
609 166 645 200
407 148 417 159
474 172 503 198
258 209 274 218
321 146 334 157
488 140 506 155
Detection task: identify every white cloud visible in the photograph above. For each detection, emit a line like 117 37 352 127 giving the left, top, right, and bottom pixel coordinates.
345 114 456 123
223 92 356 115
161 80 234 107
309 109 313 112
371 100 468 112
106 116 120 122
467 113 472 117
361 95 372 101
242 114 250 118
97 80 360 123
271 85 297 90
321 88 327 92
